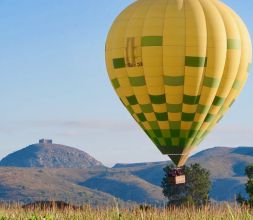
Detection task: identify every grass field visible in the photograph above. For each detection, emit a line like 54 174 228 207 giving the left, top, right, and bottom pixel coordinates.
0 203 252 220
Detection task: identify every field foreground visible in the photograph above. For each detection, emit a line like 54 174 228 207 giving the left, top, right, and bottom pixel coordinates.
0 203 252 220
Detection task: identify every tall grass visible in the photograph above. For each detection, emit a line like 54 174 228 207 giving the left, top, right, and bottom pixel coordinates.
0 203 252 220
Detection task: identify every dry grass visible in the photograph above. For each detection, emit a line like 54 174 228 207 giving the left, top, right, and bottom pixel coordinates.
0 203 251 220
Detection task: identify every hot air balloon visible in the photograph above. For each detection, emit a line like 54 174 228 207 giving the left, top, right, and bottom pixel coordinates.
105 0 252 184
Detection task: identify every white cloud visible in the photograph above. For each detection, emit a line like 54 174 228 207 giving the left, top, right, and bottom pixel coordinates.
0 118 137 136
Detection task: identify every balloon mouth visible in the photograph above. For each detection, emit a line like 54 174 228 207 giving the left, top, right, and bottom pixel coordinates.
168 154 188 167
167 154 186 156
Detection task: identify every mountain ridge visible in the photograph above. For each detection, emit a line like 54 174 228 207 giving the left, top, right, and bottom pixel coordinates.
0 142 252 205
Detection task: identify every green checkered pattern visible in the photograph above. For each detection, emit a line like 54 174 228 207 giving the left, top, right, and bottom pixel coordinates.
109 35 249 159
227 39 241 49
124 91 196 153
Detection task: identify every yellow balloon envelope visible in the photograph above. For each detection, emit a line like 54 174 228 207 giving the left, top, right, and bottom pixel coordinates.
105 0 252 167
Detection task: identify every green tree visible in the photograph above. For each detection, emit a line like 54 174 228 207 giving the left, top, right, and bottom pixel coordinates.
237 164 253 207
161 163 211 206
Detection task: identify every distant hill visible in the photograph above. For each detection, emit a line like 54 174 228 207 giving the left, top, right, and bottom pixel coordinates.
190 147 253 178
0 167 122 206
80 171 163 204
189 147 253 201
113 146 253 201
0 139 103 168
0 141 252 205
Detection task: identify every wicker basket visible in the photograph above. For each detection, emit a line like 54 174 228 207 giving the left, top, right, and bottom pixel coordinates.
168 175 186 185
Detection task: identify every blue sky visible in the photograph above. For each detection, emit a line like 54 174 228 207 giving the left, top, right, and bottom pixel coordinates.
0 0 252 166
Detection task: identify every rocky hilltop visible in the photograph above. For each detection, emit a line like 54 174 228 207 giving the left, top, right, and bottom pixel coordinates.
0 139 103 168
